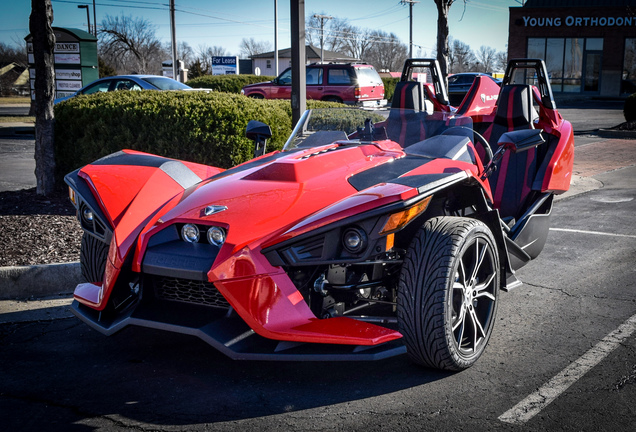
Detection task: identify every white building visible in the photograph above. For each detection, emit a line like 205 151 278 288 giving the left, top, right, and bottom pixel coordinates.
250 45 358 76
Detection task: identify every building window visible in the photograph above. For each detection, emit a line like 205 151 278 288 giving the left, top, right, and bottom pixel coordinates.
563 38 582 92
266 60 271 69
622 38 636 94
526 38 603 93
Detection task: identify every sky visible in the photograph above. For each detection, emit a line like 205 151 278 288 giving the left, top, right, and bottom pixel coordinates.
3 0 517 60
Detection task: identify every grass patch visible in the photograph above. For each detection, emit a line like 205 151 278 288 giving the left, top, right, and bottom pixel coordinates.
0 97 31 105
0 116 35 123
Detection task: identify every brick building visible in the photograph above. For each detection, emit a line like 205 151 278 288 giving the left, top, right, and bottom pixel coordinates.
508 0 636 97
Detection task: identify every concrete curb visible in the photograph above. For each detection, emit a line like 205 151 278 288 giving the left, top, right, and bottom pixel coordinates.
597 128 636 140
0 262 80 300
554 174 604 202
0 124 35 137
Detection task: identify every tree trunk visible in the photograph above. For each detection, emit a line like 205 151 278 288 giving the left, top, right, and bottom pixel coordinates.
435 0 451 84
29 0 56 196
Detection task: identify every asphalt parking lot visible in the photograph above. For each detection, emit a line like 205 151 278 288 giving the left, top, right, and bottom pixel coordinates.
1 101 635 431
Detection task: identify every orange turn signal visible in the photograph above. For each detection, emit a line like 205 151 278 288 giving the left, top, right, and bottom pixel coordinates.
68 187 76 205
379 196 432 235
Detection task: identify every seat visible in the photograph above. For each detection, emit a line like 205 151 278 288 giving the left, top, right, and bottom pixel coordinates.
484 85 540 219
386 81 435 147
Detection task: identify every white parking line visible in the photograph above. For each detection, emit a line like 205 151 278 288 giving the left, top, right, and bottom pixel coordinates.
550 227 636 239
498 313 636 424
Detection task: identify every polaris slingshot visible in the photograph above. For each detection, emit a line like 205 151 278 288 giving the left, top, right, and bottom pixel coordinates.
65 59 574 370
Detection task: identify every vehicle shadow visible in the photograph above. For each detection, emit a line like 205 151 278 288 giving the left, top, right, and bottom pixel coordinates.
2 320 454 430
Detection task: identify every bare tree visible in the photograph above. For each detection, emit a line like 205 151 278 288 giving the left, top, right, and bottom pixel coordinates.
99 14 163 74
365 31 408 72
306 14 350 52
239 38 272 58
449 38 476 73
495 50 508 72
476 45 497 73
0 42 28 67
29 0 56 196
340 26 373 60
433 0 467 80
178 41 195 68
197 44 228 71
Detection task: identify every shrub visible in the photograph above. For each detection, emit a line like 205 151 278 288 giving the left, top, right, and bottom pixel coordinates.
624 93 636 122
186 74 275 94
382 77 400 103
54 92 347 183
54 91 290 181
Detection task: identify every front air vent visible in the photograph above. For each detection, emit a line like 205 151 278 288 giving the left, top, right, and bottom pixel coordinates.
153 276 230 309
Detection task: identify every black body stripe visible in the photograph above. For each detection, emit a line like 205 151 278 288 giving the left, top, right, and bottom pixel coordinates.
347 156 432 191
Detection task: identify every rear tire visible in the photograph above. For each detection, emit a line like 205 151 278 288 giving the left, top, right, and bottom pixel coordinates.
323 96 342 104
80 233 109 283
397 216 499 370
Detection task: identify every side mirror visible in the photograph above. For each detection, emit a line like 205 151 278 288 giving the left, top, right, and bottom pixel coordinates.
246 120 272 158
497 129 545 153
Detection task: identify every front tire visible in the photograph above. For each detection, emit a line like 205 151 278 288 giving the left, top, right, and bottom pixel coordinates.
80 233 109 283
398 216 500 371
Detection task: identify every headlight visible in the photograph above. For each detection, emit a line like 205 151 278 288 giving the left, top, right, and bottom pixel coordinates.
342 226 367 254
207 226 226 246
82 207 94 223
181 223 200 243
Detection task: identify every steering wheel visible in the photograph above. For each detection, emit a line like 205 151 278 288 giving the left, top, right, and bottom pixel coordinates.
440 126 493 165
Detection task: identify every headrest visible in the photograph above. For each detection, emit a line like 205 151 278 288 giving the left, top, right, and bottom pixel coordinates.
391 81 426 111
494 84 533 128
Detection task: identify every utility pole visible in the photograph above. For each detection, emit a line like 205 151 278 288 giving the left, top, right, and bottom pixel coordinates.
401 0 419 58
170 0 178 81
313 14 332 63
92 0 96 35
290 0 306 126
274 0 279 76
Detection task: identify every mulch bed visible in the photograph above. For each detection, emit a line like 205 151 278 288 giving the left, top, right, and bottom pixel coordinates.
609 121 636 131
0 187 82 267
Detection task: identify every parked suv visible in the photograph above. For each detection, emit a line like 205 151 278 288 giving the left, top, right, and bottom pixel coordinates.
241 63 387 107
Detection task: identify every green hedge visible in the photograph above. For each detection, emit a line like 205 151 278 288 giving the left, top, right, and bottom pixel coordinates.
625 93 636 122
186 74 275 94
54 91 343 182
381 77 400 103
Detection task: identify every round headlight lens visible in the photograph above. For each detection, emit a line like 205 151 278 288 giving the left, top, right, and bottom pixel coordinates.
342 227 367 253
207 226 226 246
181 223 200 243
82 207 94 222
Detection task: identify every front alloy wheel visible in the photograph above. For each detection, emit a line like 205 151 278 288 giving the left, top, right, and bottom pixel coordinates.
398 216 500 370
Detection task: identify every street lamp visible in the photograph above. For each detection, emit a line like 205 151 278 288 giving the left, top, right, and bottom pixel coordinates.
77 5 90 35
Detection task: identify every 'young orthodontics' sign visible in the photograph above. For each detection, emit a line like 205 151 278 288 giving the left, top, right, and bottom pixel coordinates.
521 15 636 27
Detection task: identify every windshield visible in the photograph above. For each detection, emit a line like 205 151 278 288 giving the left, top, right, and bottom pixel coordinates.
284 108 473 151
142 76 192 90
